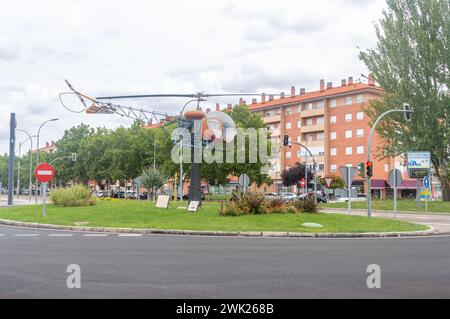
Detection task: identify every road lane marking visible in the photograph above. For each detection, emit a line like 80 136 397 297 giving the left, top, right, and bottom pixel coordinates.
13 234 39 237
117 234 142 237
48 234 74 237
83 234 108 237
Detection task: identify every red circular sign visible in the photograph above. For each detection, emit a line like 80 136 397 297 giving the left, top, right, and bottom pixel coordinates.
34 163 55 183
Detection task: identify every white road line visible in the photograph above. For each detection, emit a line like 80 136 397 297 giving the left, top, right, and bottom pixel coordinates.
0 234 4 237
424 223 450 226
48 234 74 237
83 234 109 237
14 234 39 237
117 234 142 237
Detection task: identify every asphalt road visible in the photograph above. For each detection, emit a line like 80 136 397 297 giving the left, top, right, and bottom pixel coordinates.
0 225 450 298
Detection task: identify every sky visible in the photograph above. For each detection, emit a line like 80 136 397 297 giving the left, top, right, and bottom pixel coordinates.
0 0 387 154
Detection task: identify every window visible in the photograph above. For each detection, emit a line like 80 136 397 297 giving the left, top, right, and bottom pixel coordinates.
316 132 324 140
318 164 325 172
356 112 364 120
304 103 313 111
330 116 337 124
286 107 291 115
357 128 364 137
286 122 292 129
356 94 364 103
286 152 291 159
357 146 364 154
306 133 313 141
345 113 352 122
297 120 301 128
384 164 390 172
330 164 337 172
267 125 273 131
345 147 353 155
297 151 302 158
329 99 337 108
345 130 352 138
330 132 337 140
345 97 353 105
316 100 324 108
330 148 337 156
297 136 301 143
306 118 313 126
316 116 324 124
266 111 274 117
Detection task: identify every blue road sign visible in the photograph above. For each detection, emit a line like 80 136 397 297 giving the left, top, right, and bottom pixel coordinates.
423 176 430 189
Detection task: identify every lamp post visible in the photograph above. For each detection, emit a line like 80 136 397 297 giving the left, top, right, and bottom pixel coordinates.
16 129 34 202
366 107 413 217
35 118 59 203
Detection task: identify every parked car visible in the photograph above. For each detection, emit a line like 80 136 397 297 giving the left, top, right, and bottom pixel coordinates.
337 193 367 202
298 191 328 203
264 192 279 200
279 192 298 202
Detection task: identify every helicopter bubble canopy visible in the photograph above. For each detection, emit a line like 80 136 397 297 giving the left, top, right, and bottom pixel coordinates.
204 111 236 143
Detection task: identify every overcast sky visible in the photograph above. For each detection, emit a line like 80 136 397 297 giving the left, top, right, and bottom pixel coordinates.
0 0 386 154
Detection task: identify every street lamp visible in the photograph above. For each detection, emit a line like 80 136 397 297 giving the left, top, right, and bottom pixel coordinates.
35 118 59 203
16 129 35 202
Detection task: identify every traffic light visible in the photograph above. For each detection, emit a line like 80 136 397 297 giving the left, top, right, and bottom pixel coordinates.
357 162 365 178
403 103 412 122
283 134 291 147
366 161 373 177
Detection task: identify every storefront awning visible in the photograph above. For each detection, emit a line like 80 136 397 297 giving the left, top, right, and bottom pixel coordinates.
371 179 388 189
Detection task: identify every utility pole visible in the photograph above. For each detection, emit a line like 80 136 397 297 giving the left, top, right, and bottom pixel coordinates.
8 113 16 206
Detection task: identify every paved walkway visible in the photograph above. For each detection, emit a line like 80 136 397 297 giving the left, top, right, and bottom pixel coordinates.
322 208 450 233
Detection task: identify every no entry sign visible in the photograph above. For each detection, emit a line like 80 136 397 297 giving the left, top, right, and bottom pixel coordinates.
34 163 55 183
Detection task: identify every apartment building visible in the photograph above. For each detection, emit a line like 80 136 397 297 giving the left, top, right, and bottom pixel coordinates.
248 76 416 198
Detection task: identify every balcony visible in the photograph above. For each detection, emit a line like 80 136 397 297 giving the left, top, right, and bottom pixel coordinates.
263 115 281 124
298 139 324 148
301 123 325 133
301 108 324 118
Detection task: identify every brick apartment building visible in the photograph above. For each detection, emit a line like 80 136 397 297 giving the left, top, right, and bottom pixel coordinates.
247 76 418 198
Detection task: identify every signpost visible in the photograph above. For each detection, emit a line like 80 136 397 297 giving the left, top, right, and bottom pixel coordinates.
389 169 403 218
407 152 431 210
34 163 55 217
324 178 333 189
423 175 430 211
238 174 250 193
339 166 358 215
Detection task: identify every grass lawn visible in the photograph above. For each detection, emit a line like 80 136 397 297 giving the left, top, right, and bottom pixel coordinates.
0 200 427 233
322 199 450 214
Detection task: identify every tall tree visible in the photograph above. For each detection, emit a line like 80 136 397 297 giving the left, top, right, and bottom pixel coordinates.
281 162 314 193
359 0 450 200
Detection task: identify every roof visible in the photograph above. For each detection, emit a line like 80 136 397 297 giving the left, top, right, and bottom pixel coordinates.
249 83 382 111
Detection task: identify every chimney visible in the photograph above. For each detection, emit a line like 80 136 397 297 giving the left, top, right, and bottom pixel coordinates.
51 140 55 145
368 73 375 86
242 100 246 105
227 104 232 110
252 98 257 104
290 86 295 97
320 79 325 92
239 98 243 105
341 79 347 86
46 142 49 147
206 108 211 113
280 92 285 99
348 76 353 85
300 88 306 95
327 82 333 89
269 95 274 101
261 93 266 103
215 103 220 111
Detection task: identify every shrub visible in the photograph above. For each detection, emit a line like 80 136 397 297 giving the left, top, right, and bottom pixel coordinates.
50 185 96 207
293 196 319 213
221 190 268 215
266 197 289 214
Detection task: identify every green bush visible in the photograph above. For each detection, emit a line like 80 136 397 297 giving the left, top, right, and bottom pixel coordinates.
50 185 96 207
266 197 289 214
221 191 268 216
293 196 319 213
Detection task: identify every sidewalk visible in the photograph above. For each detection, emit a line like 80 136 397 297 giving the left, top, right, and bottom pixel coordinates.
321 208 450 234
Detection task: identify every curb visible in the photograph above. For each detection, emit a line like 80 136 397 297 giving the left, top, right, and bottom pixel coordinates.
321 207 450 216
0 218 437 238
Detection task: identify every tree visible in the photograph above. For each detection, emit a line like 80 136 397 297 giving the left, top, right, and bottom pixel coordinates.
359 0 450 200
281 162 314 192
329 176 345 190
141 168 164 200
